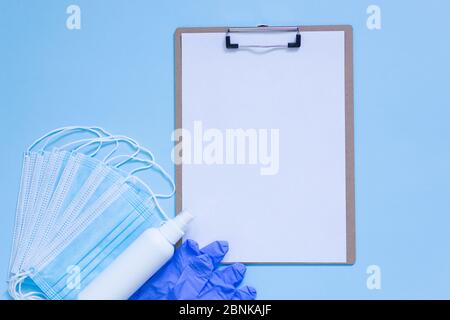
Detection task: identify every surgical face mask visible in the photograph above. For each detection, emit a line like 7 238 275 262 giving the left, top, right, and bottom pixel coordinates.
11 150 71 275
32 163 165 300
8 127 174 300
10 127 109 276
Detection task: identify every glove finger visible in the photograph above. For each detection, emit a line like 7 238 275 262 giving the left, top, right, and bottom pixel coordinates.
196 264 246 299
181 239 201 252
196 286 233 300
174 239 201 265
212 263 246 287
170 254 214 300
231 286 257 300
200 241 229 266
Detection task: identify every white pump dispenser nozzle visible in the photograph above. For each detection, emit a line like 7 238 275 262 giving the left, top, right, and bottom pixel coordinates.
159 210 194 244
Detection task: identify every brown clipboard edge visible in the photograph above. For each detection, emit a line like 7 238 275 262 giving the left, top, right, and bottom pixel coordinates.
175 25 355 265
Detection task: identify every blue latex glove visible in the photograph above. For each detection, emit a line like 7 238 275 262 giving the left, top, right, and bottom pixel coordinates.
130 240 256 300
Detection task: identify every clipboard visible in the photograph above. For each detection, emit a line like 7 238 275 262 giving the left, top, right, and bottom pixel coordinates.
175 25 355 264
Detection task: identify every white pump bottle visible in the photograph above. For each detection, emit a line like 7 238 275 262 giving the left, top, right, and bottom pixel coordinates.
78 211 194 300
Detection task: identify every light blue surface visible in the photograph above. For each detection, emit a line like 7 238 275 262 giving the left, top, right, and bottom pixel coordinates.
1 0 450 299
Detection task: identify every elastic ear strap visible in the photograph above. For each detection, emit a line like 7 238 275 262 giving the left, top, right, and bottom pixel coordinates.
117 156 154 173
77 136 140 162
8 270 45 300
101 139 123 162
107 153 144 167
103 136 142 164
27 126 110 152
60 135 154 167
134 144 155 162
70 136 130 158
125 158 175 199
112 144 157 168
27 127 66 152
148 160 176 199
127 175 170 220
56 137 105 156
44 127 109 151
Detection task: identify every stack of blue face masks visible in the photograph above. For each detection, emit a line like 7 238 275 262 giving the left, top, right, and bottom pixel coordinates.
8 126 174 300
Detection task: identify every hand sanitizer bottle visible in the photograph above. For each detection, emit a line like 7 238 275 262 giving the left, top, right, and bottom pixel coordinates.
78 211 194 300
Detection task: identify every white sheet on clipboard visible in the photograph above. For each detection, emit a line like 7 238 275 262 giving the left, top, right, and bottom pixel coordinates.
180 30 349 263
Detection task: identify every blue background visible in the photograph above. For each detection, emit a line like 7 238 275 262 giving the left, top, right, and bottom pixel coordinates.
1 0 449 299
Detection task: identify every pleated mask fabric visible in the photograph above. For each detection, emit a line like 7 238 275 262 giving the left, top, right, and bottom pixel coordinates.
8 127 174 300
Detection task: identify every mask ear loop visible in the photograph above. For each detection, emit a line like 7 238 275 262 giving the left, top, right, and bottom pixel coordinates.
129 175 169 220
8 270 46 300
7 272 23 299
125 158 175 199
103 136 157 167
27 126 111 153
105 143 156 169
74 135 154 167
71 136 141 163
42 127 111 151
58 137 119 159
17 272 46 300
102 136 145 166
28 127 76 152
123 157 176 219
44 127 111 156
107 154 153 169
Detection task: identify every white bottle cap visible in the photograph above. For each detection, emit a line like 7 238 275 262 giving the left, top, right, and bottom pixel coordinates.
159 211 194 245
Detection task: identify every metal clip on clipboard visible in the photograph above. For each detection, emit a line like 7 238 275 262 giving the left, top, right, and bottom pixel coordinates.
225 25 301 49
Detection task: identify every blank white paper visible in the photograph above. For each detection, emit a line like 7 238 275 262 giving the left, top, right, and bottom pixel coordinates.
181 30 348 263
